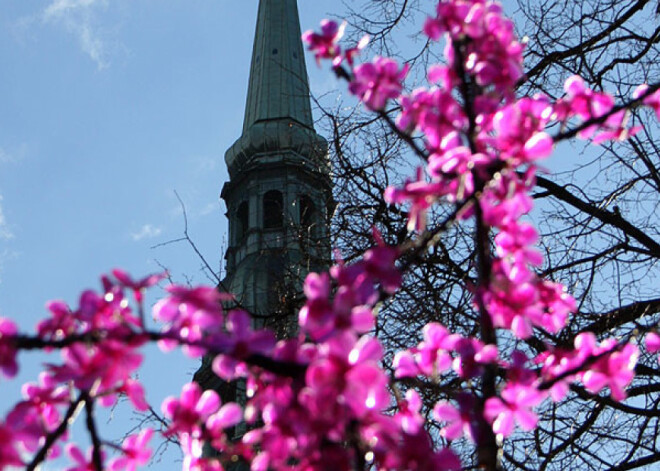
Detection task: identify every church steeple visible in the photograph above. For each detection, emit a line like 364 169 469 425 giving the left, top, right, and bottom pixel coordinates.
220 0 331 319
224 0 327 179
194 4 332 454
243 0 314 132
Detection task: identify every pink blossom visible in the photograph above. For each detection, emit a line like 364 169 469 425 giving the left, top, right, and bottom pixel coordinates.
108 428 153 471
112 269 165 304
49 339 143 406
38 301 76 342
575 333 638 401
395 389 424 434
424 1 524 93
452 337 498 378
647 332 660 352
302 20 346 64
0 317 18 379
480 170 535 228
0 422 23 468
536 346 584 401
298 272 334 339
344 363 390 417
65 444 105 471
647 332 660 365
384 168 445 232
494 222 543 267
154 285 226 323
490 96 554 164
206 402 243 439
633 83 660 120
484 383 545 437
557 75 635 143
153 285 228 356
7 372 69 452
415 322 455 376
349 57 408 110
392 350 420 378
433 393 477 441
162 382 220 438
217 310 276 359
179 434 224 471
363 240 401 294
398 88 467 147
120 379 149 412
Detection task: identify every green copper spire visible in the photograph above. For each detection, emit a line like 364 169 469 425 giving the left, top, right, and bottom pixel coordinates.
225 0 327 178
243 0 313 132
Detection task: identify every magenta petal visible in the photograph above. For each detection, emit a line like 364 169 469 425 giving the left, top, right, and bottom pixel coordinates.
524 132 553 160
157 337 178 353
515 409 538 431
351 306 375 333
66 443 86 465
582 371 609 393
511 315 533 339
350 336 383 365
646 332 660 353
433 402 460 422
493 411 514 437
564 75 586 95
393 351 418 378
442 421 465 440
125 380 149 412
162 397 178 418
196 390 220 416
227 310 250 334
212 354 243 380
180 383 202 408
207 403 243 431
483 397 506 422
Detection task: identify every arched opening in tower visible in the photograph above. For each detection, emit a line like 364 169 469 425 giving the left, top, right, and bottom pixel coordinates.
263 190 283 229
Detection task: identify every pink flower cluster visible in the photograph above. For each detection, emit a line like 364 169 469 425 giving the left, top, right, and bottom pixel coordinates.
424 0 525 95
537 333 639 402
162 383 242 469
0 271 162 468
2 1 659 470
393 322 498 380
304 0 652 450
0 317 18 379
349 57 409 110
303 20 407 111
225 243 462 470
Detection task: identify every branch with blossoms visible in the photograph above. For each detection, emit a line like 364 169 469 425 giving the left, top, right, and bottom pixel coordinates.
2 1 660 471
302 0 660 469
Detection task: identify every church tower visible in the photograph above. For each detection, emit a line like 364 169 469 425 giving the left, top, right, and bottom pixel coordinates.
194 0 331 401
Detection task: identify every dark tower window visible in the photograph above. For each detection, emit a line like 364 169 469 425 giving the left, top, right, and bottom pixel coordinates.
237 201 249 240
299 195 316 230
263 190 283 229
272 48 278 55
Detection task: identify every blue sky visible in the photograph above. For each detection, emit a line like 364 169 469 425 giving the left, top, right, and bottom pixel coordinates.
0 0 342 466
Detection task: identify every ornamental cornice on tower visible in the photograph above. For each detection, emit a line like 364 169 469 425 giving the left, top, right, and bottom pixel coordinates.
224 0 328 178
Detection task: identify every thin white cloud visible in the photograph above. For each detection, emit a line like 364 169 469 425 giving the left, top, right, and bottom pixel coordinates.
199 202 218 217
42 0 110 69
131 224 162 241
0 145 27 164
0 195 14 241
